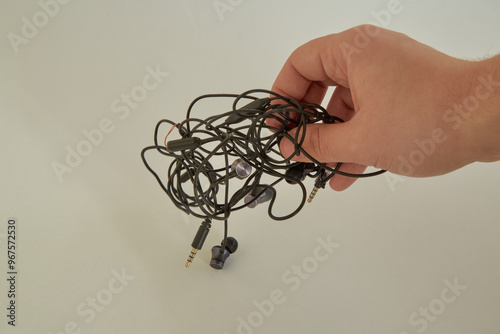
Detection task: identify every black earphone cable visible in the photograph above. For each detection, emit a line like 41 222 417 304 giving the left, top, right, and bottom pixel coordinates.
141 89 386 267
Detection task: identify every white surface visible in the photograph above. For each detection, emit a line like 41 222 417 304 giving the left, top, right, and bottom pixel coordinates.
1 1 500 333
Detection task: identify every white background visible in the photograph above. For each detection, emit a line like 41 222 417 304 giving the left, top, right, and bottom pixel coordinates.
1 1 500 333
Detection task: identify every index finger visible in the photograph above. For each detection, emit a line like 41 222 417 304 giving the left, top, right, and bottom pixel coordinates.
271 31 355 105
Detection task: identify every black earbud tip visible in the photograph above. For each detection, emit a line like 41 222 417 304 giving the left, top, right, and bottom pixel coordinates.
225 237 238 254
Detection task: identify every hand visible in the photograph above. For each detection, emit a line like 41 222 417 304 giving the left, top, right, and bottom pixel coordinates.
272 25 500 191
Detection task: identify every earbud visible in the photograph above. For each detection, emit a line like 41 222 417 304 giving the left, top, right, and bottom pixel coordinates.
243 186 273 208
231 158 252 179
285 163 316 184
210 237 238 270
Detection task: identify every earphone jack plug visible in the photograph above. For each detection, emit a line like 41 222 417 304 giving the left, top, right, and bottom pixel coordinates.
308 169 331 203
307 186 320 203
185 218 211 267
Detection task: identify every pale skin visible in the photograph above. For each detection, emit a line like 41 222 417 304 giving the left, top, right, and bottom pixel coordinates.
272 25 500 191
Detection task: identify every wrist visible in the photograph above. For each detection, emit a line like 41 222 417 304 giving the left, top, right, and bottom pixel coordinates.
464 55 500 163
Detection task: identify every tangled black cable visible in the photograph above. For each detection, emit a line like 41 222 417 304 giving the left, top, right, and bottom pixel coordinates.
141 89 385 268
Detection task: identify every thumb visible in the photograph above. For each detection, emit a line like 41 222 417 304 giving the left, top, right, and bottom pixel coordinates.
279 122 367 165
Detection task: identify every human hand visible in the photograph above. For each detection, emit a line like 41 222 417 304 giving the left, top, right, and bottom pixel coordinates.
272 25 500 191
